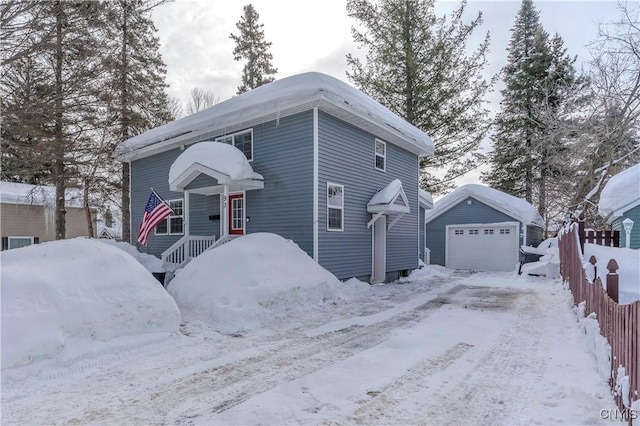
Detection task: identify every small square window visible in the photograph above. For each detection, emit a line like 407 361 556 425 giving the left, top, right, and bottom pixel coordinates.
216 130 253 161
374 140 386 171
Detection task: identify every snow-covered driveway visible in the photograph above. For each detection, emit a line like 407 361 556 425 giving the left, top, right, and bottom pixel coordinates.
2 271 615 425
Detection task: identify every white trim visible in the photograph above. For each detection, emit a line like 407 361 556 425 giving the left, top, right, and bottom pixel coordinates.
184 190 190 237
228 191 246 235
326 182 344 232
374 139 386 172
367 211 385 229
128 162 132 244
444 221 519 269
313 107 319 262
7 236 35 249
154 198 185 236
215 128 254 162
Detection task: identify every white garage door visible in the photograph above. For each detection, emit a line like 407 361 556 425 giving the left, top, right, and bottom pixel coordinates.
446 223 519 272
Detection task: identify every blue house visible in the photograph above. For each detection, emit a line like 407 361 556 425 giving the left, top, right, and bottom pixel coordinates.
424 184 544 272
115 72 434 282
599 163 640 249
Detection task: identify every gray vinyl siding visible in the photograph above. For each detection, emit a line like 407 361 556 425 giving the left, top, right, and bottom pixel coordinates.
245 111 314 256
425 197 524 267
318 111 419 280
525 225 544 247
130 147 185 257
620 205 640 248
189 193 220 237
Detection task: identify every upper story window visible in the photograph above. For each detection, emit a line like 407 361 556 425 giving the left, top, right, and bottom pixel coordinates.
155 199 183 235
327 183 344 231
375 139 386 171
215 129 253 161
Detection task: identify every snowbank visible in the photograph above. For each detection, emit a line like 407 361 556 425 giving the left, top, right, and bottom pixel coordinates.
598 163 640 219
520 238 560 278
1 238 181 369
168 233 348 333
96 238 166 273
583 244 640 305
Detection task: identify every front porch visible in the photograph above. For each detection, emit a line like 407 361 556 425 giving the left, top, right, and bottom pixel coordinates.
161 142 264 268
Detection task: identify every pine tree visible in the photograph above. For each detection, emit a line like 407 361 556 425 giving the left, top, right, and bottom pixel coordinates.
230 4 277 94
484 0 577 225
102 0 174 243
346 0 494 194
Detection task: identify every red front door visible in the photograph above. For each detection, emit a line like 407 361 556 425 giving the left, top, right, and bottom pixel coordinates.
228 193 245 235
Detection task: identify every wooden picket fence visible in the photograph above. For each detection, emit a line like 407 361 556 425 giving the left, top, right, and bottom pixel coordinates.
559 224 639 424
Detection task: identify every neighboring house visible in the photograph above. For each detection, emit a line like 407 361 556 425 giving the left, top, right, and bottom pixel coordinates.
97 221 117 239
599 163 640 249
0 181 98 250
424 184 544 272
418 189 433 263
115 72 434 282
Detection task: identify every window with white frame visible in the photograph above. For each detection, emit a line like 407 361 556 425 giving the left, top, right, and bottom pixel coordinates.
375 139 386 171
454 229 464 235
215 129 253 161
469 229 479 235
327 183 344 231
500 228 511 235
484 229 494 235
154 199 184 235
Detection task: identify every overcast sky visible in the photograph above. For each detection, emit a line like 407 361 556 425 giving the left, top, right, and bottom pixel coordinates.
151 0 624 184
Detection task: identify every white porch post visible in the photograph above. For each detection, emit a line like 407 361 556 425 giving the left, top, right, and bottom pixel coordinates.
183 190 190 237
222 184 229 238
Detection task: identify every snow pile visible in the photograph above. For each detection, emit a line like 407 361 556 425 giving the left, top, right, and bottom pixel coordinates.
96 238 166 273
168 142 263 185
397 264 451 283
1 238 181 369
168 233 348 333
427 184 544 227
572 301 611 383
598 163 640 219
520 238 560 278
583 244 640 304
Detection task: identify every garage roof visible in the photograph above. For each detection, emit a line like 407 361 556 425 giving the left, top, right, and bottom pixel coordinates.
425 184 544 227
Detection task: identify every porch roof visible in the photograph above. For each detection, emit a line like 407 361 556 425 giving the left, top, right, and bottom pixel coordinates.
367 179 410 229
168 142 264 195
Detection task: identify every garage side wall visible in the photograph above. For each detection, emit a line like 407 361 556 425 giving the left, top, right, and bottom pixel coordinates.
425 197 520 266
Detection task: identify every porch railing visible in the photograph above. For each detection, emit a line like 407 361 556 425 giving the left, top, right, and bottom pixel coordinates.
162 235 216 266
203 234 240 253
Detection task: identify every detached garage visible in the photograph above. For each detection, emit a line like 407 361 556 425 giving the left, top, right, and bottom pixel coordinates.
425 184 544 272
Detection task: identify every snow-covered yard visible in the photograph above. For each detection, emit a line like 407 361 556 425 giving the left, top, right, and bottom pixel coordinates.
1 236 621 425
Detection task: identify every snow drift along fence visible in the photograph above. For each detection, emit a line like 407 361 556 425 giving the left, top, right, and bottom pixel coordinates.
559 224 639 423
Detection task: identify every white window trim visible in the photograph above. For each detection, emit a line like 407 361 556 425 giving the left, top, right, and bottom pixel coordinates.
154 198 184 236
374 139 386 172
215 128 254 162
327 182 344 232
8 236 34 249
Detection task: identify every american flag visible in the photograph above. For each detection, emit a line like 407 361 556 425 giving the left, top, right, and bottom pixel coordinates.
137 190 174 246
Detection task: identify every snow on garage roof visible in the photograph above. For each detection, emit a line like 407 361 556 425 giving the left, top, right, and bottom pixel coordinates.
425 184 544 227
0 181 87 207
598 163 640 221
168 142 263 192
115 72 434 161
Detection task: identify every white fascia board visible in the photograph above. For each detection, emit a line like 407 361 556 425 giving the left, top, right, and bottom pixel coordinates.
367 204 410 214
611 198 640 219
446 221 520 229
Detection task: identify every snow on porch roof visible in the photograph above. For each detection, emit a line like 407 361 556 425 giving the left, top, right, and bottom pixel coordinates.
168 142 264 192
425 184 544 227
115 72 434 161
598 163 640 221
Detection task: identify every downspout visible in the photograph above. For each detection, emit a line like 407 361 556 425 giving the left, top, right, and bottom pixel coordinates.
313 107 319 262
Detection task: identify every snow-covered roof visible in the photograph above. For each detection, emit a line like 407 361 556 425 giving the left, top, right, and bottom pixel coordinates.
115 72 434 161
419 189 433 209
367 179 410 214
598 163 640 221
425 184 544 227
168 142 264 193
0 181 89 208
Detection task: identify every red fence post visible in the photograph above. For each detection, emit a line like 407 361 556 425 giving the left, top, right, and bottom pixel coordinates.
606 259 619 304
578 213 586 254
589 255 598 282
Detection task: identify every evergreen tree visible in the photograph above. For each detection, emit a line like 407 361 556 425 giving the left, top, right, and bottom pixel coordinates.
230 4 277 94
484 0 577 223
102 0 174 243
346 0 494 194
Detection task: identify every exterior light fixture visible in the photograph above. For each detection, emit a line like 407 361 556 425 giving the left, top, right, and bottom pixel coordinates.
622 218 634 249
